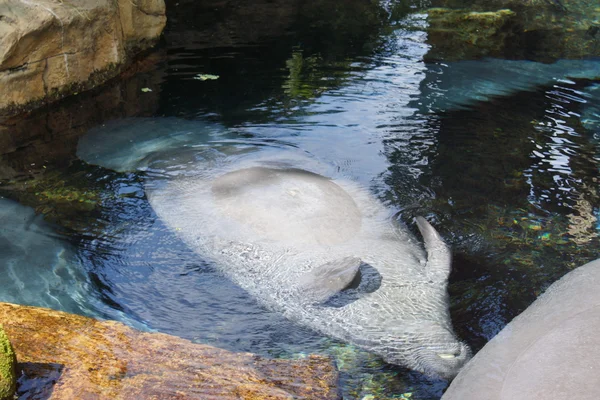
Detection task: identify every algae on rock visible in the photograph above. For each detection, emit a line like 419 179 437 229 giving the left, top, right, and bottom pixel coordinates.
0 325 16 400
427 8 516 61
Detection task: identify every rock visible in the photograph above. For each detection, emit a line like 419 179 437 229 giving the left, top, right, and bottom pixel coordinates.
426 8 517 61
442 258 600 400
427 0 600 61
0 0 166 116
0 325 16 400
0 302 339 399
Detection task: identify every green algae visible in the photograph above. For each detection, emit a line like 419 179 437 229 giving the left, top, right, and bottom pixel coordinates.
426 8 516 60
0 326 16 400
427 0 600 61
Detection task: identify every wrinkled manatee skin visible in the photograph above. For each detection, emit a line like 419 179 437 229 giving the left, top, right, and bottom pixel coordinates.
442 258 600 400
147 160 471 379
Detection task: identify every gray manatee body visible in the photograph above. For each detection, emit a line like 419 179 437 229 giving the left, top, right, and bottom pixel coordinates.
443 258 600 399
416 58 600 113
0 197 99 315
146 156 471 378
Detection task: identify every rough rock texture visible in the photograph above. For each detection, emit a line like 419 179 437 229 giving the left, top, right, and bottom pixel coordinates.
427 0 600 60
442 258 600 400
0 302 339 399
0 325 16 400
0 0 166 116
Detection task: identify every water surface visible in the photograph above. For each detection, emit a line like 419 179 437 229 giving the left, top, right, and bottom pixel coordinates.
1 2 599 399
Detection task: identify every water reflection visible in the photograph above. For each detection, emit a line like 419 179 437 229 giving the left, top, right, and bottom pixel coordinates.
1 1 599 399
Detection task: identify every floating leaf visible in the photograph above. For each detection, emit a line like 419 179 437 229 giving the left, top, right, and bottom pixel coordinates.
141 88 153 92
194 74 220 81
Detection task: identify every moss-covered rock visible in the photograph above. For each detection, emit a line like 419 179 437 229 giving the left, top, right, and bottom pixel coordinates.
427 0 600 61
427 8 517 61
0 325 16 400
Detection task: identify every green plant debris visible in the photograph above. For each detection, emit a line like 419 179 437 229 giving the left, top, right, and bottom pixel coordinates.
194 74 220 81
0 325 16 400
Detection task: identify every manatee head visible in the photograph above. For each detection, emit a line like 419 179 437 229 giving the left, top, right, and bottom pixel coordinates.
341 280 471 380
376 320 472 379
308 217 472 379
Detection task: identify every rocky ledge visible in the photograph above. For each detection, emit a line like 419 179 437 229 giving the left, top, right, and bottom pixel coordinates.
0 302 339 399
0 0 166 116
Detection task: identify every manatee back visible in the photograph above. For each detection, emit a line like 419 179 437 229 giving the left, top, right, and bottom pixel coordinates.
211 167 362 246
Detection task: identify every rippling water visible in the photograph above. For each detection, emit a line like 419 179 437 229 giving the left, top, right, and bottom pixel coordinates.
1 4 600 399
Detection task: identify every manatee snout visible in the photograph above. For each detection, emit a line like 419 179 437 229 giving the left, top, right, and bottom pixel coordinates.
379 325 472 380
420 339 472 380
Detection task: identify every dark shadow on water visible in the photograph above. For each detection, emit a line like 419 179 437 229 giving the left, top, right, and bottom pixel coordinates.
16 362 63 400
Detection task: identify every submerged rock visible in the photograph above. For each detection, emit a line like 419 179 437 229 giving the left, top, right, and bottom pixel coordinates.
427 0 600 61
0 0 166 116
0 302 339 399
0 325 16 400
427 8 517 61
442 258 600 400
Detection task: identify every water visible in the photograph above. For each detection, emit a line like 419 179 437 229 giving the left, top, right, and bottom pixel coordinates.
1 1 599 398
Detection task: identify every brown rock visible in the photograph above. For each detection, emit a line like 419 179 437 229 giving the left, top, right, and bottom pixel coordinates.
0 0 166 116
0 302 339 399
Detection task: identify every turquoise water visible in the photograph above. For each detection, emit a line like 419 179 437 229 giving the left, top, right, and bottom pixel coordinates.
2 2 600 398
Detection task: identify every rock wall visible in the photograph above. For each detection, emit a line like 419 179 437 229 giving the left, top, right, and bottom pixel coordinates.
0 0 166 116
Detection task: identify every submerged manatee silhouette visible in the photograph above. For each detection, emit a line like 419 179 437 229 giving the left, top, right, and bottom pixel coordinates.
146 158 471 378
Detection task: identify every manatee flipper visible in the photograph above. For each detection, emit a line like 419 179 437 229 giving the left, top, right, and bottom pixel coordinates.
299 257 362 303
415 217 452 283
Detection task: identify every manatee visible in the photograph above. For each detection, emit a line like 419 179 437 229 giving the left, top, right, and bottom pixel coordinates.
0 197 146 328
0 197 91 313
442 258 600 400
76 117 230 172
415 58 600 113
145 154 472 378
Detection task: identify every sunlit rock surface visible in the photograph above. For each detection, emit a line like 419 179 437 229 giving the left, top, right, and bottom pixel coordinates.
442 258 600 400
0 302 339 399
0 0 166 116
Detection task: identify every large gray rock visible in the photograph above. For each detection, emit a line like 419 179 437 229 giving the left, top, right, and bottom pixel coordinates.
0 0 166 116
443 258 600 400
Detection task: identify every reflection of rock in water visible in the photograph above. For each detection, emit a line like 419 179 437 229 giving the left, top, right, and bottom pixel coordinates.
0 198 99 317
